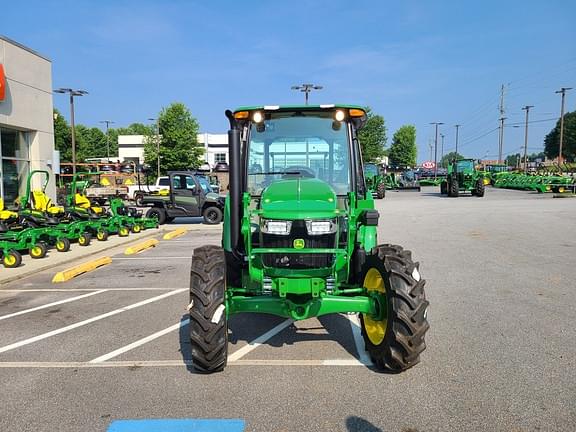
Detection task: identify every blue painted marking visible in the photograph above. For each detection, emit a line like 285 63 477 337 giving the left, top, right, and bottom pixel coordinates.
107 419 245 432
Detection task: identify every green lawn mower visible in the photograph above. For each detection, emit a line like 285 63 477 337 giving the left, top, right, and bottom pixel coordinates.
364 163 386 198
441 159 485 197
188 105 429 373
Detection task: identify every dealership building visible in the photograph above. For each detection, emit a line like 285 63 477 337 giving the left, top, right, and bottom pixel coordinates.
0 35 56 206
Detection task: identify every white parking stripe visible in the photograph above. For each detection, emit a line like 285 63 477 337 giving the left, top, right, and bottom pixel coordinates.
0 290 107 322
90 319 189 363
228 319 293 362
345 313 373 366
0 289 186 354
0 359 369 368
113 257 191 260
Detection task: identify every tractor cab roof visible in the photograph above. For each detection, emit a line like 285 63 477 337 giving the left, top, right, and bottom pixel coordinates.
233 104 365 113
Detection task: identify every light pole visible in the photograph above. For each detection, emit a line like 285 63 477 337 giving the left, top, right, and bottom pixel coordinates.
148 117 160 178
430 122 444 178
428 139 433 161
99 120 115 162
555 87 572 167
54 88 88 174
521 106 534 173
440 133 445 162
291 84 323 105
454 124 460 155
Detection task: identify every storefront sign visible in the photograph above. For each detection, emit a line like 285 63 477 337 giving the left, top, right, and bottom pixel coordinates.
0 64 5 101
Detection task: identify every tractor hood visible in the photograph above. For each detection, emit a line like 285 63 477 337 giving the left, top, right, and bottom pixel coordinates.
260 178 339 219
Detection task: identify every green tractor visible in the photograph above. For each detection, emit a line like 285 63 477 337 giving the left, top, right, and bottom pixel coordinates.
441 159 485 197
364 163 386 199
188 105 429 373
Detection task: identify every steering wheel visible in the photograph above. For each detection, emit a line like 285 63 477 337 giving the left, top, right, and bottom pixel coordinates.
283 166 316 178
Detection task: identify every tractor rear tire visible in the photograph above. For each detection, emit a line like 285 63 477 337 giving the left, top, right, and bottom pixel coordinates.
474 179 485 197
440 182 447 195
376 183 386 199
360 244 429 372
449 179 459 197
189 245 228 373
146 208 166 225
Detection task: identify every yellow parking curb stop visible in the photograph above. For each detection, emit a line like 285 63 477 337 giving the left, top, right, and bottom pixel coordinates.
52 256 112 283
124 239 159 255
163 228 188 240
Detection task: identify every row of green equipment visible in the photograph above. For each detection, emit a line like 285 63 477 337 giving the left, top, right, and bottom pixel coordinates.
492 172 575 193
0 171 159 268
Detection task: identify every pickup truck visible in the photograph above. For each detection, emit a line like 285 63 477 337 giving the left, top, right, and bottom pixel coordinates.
127 177 171 206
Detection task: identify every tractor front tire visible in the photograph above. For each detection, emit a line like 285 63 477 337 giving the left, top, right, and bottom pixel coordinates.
360 244 429 372
474 179 485 197
146 208 166 225
189 245 228 373
376 183 386 199
3 250 22 268
56 238 71 252
449 179 459 197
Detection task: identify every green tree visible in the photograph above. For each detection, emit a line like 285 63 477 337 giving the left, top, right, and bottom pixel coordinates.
388 125 417 167
358 107 387 162
544 111 576 162
440 151 464 168
53 109 72 162
75 126 107 161
505 153 521 168
144 103 203 174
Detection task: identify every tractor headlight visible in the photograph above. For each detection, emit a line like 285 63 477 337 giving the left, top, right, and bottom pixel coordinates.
305 219 337 235
261 219 292 235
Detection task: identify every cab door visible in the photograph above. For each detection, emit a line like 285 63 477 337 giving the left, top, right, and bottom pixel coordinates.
170 174 201 216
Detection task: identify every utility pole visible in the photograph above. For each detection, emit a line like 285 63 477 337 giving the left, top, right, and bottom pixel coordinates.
54 88 88 175
99 120 115 162
555 87 572 167
428 139 433 161
291 84 323 105
521 105 534 173
440 133 445 162
454 124 460 155
430 122 444 178
498 84 506 164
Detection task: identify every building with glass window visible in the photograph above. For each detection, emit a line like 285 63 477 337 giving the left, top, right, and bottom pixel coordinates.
0 35 55 207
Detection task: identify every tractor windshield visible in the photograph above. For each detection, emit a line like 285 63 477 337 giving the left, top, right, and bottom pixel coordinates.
247 112 351 195
456 160 474 173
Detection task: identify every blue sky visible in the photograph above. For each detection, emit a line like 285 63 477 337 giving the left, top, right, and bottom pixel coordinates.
3 1 575 162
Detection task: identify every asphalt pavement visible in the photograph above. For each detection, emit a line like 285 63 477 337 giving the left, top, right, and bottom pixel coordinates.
0 186 574 432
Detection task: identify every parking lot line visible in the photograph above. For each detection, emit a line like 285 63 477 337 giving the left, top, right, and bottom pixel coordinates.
90 319 190 363
113 257 191 260
345 313 373 365
0 289 186 355
228 319 294 362
0 290 108 322
0 359 370 368
0 288 185 292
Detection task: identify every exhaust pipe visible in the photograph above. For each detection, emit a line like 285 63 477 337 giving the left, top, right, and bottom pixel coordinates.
226 110 242 254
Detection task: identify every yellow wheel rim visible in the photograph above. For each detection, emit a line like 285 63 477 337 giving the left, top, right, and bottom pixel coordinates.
31 246 42 257
56 241 64 250
363 268 387 346
79 237 86 245
134 226 141 232
483 178 490 185
120 228 128 235
4 255 16 266
97 232 104 240
559 187 565 193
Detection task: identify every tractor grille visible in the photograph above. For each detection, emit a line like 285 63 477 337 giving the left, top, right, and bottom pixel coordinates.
261 220 336 269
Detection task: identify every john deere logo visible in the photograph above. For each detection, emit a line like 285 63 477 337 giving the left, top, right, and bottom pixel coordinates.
293 239 305 249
